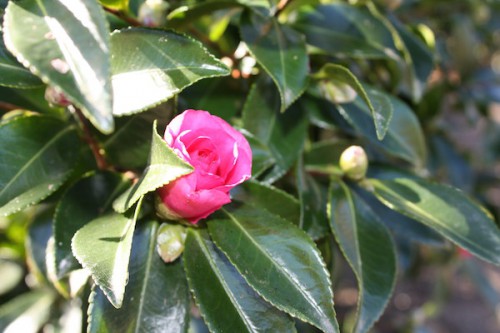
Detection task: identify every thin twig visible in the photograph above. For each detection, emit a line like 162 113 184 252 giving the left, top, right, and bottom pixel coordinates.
73 107 109 170
0 101 23 111
276 0 292 16
103 7 142 27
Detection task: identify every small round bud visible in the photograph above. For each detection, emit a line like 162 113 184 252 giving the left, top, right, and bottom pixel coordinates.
45 85 71 107
339 146 369 181
138 0 169 27
156 223 186 263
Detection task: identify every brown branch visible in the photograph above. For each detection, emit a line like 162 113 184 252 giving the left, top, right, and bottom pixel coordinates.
0 101 23 112
276 0 292 15
103 7 142 27
73 107 109 170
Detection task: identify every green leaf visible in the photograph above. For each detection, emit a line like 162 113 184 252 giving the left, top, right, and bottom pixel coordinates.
328 181 397 333
110 28 230 116
54 172 128 279
100 0 129 11
312 64 393 140
370 178 500 266
72 202 142 308
304 139 352 172
0 115 80 216
242 78 308 183
167 1 242 29
113 121 193 213
179 76 244 120
296 157 330 240
240 10 309 112
388 15 434 101
88 221 190 333
0 289 55 332
208 206 339 333
243 133 276 178
0 86 60 115
25 206 54 284
0 38 42 88
293 3 398 59
99 106 173 170
184 229 297 333
354 186 444 246
336 87 427 168
233 180 300 225
3 0 114 133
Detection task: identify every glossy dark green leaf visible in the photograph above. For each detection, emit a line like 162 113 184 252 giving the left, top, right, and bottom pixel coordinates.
233 180 300 225
110 28 230 116
25 206 54 284
389 16 434 101
293 3 398 59
304 139 352 173
296 157 330 240
336 87 426 168
99 106 173 170
184 229 297 333
72 202 142 308
243 133 276 178
242 78 308 183
312 64 393 140
370 178 500 266
167 1 242 29
88 221 190 333
3 0 114 133
113 121 193 213
53 172 128 279
328 181 397 333
0 37 42 88
208 206 339 333
0 115 80 216
0 289 55 332
179 76 244 120
353 186 444 247
0 86 60 115
241 10 309 112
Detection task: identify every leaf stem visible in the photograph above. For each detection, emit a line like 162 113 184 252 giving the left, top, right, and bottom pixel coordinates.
73 107 109 170
103 7 142 27
0 101 23 111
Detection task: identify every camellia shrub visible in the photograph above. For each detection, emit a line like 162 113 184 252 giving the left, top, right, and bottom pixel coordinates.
0 0 499 332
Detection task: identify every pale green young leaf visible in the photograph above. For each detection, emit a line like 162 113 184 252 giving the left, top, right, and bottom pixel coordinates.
113 121 193 213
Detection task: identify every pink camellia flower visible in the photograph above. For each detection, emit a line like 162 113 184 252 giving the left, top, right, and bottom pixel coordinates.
156 110 252 223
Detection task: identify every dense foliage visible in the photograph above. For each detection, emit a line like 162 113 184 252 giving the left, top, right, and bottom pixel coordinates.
0 0 499 332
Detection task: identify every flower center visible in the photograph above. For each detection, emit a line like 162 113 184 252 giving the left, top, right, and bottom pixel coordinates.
186 137 220 175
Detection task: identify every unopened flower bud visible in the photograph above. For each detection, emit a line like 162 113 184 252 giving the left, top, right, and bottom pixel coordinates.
156 223 186 263
138 0 169 27
339 146 368 181
45 85 71 107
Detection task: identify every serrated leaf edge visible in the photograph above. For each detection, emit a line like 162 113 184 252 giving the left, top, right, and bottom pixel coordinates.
0 114 78 216
71 199 142 309
240 12 309 113
209 208 340 333
2 1 114 133
184 229 265 333
327 181 397 333
110 27 230 117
